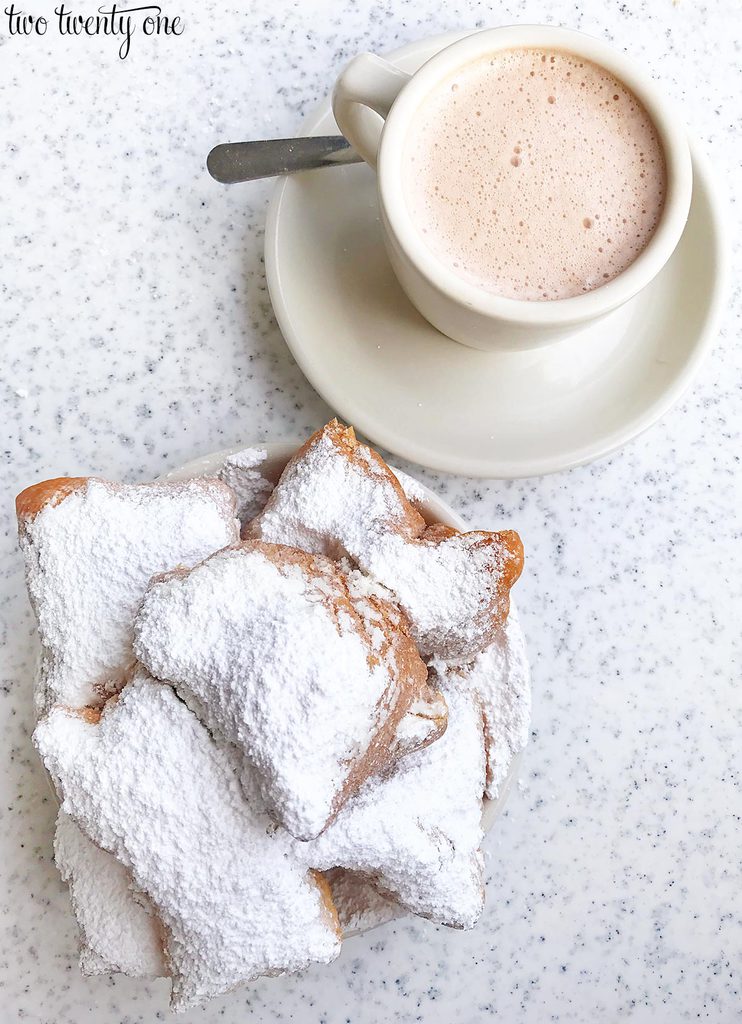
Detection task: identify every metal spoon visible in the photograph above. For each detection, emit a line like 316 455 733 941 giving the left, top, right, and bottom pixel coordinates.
207 136 363 184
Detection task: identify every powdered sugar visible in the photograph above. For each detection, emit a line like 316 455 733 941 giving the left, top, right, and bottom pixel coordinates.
247 423 425 561
54 809 166 979
35 673 340 1011
215 439 424 528
18 477 238 713
248 422 522 660
364 529 518 661
431 604 531 800
134 542 429 840
390 689 448 760
217 447 274 526
391 468 427 505
298 687 487 929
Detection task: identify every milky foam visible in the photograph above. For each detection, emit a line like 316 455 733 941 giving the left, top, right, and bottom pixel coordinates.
403 47 666 300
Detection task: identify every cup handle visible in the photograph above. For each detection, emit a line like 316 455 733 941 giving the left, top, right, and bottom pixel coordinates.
332 54 411 168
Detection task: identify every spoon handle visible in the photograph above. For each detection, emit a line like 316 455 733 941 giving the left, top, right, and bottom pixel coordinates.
207 136 363 184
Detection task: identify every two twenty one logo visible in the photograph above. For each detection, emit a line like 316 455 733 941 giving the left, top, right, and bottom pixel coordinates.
3 3 184 59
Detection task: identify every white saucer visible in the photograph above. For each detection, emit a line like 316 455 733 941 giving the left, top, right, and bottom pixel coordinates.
265 33 728 478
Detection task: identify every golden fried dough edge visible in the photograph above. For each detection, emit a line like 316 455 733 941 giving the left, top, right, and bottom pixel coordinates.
16 477 92 523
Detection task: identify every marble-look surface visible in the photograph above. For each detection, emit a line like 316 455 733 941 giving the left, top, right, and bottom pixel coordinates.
1 1 740 1021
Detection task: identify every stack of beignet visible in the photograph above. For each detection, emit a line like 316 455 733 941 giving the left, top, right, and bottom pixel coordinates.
19 420 529 1012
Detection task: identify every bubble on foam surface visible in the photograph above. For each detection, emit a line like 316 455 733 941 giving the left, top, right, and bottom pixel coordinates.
402 48 666 301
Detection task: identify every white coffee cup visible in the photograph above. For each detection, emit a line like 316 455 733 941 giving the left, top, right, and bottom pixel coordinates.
333 26 693 352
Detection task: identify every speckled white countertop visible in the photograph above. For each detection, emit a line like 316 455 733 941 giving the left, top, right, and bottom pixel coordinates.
1 1 740 1021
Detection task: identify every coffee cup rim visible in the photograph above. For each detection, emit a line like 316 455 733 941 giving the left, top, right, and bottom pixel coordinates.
376 25 693 326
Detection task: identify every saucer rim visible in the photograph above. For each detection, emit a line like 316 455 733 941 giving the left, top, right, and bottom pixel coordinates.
265 32 729 478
